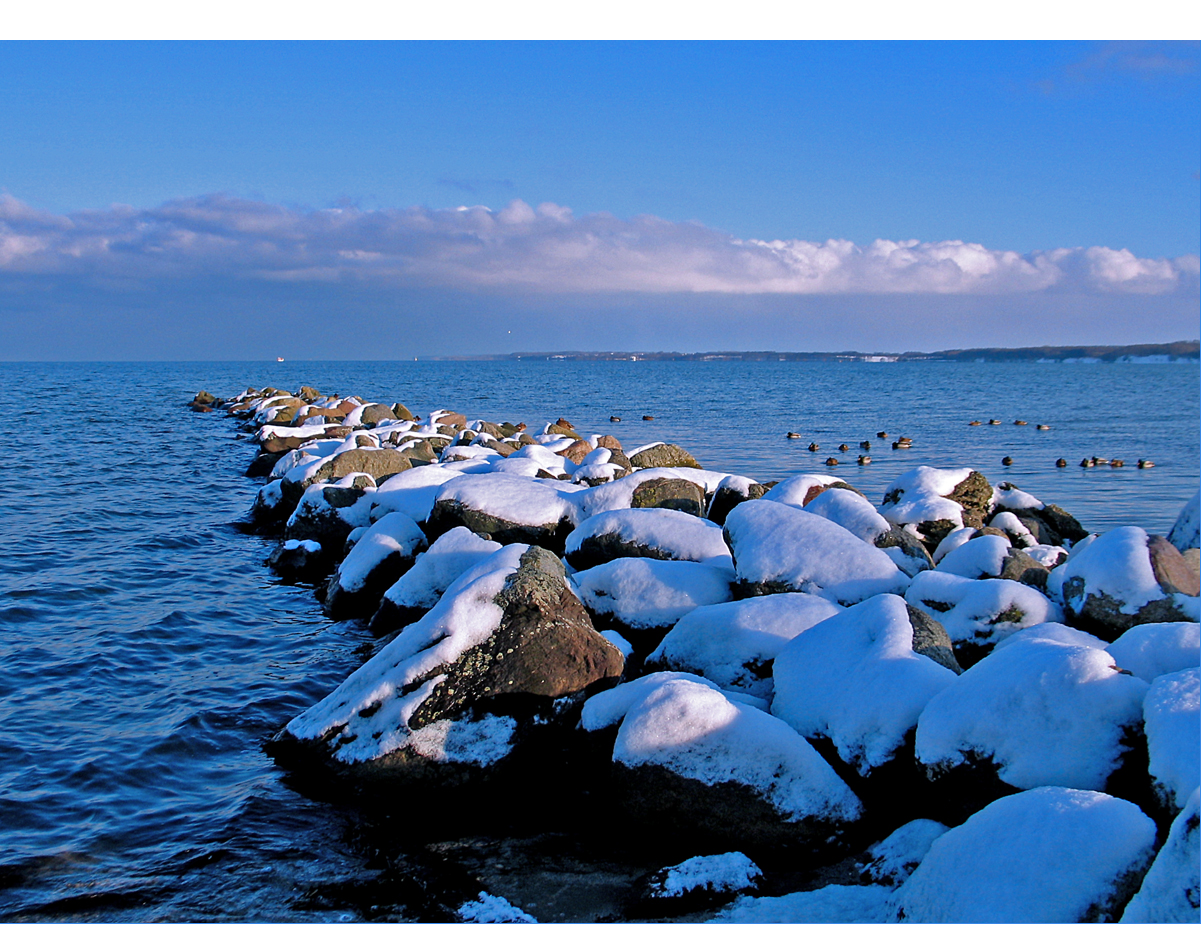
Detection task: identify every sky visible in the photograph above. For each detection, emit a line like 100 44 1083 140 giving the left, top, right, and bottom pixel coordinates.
1 29 1198 359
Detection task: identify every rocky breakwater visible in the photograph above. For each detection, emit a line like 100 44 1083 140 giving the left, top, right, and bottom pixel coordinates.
193 384 1200 923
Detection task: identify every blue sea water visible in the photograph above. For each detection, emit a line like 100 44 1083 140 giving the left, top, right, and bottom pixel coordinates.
0 359 1196 921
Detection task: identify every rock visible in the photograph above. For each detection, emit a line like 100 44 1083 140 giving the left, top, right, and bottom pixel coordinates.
634 852 763 918
893 787 1156 923
880 467 993 552
564 507 732 572
802 486 889 543
628 443 702 470
323 513 429 620
555 438 593 465
267 538 330 582
245 451 279 478
425 473 579 553
762 473 844 509
190 403 214 413
724 500 910 605
394 437 439 465
874 526 935 576
191 390 217 406
1142 667 1200 813
1037 503 1089 544
580 674 863 863
391 403 415 421
296 385 322 401
1060 527 1197 641
1120 787 1200 924
284 479 374 547
1147 534 1200 595
1106 621 1201 683
706 475 773 526
358 403 399 427
997 547 1050 590
630 477 707 517
314 448 413 488
431 410 467 429
546 423 582 440
270 545 624 782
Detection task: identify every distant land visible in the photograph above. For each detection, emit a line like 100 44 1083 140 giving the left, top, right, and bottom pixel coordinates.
427 341 1199 364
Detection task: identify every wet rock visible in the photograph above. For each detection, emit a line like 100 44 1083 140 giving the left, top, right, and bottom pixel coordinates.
268 539 331 582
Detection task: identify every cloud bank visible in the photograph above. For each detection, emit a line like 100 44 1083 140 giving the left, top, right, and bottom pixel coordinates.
2 194 1196 297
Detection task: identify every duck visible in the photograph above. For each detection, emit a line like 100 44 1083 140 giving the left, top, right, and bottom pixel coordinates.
825 457 839 466
968 420 982 426
1037 424 1050 430
838 443 850 452
1137 459 1155 469
858 455 871 465
1056 458 1067 467
642 415 654 421
1080 457 1095 468
808 442 820 452
786 431 801 439
892 440 911 449
859 440 872 450
610 416 622 423
1110 459 1125 468
876 431 888 439
988 419 1002 425
1092 457 1110 466
1002 456 1014 466
897 436 913 444
1014 420 1028 426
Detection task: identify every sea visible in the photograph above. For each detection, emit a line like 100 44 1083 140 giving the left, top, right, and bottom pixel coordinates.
0 358 1197 922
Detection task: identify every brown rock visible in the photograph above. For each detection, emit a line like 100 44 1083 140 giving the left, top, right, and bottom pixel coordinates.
434 411 467 429
391 403 415 421
597 435 623 451
630 478 707 517
359 403 399 427
1148 535 1200 596
315 448 413 486
556 439 594 465
998 547 1050 591
629 443 702 470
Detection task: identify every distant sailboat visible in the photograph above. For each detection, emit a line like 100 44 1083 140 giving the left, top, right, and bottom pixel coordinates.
277 357 285 362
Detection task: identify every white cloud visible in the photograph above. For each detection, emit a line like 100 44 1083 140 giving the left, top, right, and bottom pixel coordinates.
0 192 1195 297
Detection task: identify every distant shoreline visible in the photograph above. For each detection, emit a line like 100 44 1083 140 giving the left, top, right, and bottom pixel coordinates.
424 341 1200 364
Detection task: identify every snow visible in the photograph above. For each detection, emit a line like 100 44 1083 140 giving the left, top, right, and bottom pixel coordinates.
565 507 733 569
406 714 518 765
987 511 1036 546
1143 667 1200 809
653 852 762 898
724 500 909 605
1167 488 1201 552
331 512 426 593
915 635 1150 790
893 787 1157 923
863 819 950 885
905 570 1064 650
993 621 1108 653
599 630 634 659
1059 526 1164 616
573 467 729 520
368 464 466 523
606 675 863 823
457 892 537 924
1024 544 1068 568
1106 621 1200 682
771 594 959 774
1121 787 1200 923
931 526 975 564
801 487 890 543
646 593 842 699
991 482 1044 511
761 473 843 508
380 527 499 613
285 544 529 763
935 534 1010 578
582 671 727 732
433 472 581 527
287 479 375 534
283 539 322 553
573 557 732 630
711 884 895 923
879 466 977 533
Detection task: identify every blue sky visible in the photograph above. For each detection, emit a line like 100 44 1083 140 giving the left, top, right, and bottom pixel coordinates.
1 38 1198 359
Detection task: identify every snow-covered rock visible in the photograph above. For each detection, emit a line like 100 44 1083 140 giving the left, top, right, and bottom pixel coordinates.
1106 621 1200 682
802 486 891 544
915 635 1150 793
581 674 863 858
368 527 500 635
862 818 950 886
705 474 771 525
711 884 895 924
905 570 1065 664
637 851 763 914
366 464 465 524
323 512 428 620
935 533 1010 579
574 467 728 520
457 892 537 924
724 500 910 605
760 473 844 509
564 507 733 572
572 557 733 644
645 593 842 699
893 787 1157 923
879 466 993 551
772 594 960 776
426 472 581 551
283 476 376 547
1167 488 1201 553
1121 787 1200 923
1143 667 1200 810
1060 526 1198 640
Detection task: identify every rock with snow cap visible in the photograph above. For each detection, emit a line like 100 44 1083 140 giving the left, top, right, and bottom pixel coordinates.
283 477 376 548
705 475 773 525
1167 488 1200 554
1143 667 1200 813
879 467 993 552
564 507 733 572
425 472 580 553
893 787 1156 923
627 442 703 470
322 512 429 620
1120 787 1200 924
267 538 330 582
1105 620 1200 683
1060 526 1198 641
269 545 624 784
634 851 764 917
629 477 707 517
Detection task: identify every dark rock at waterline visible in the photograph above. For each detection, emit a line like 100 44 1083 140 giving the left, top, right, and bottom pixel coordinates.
283 481 372 548
245 452 279 478
267 539 332 583
629 443 702 470
322 515 429 621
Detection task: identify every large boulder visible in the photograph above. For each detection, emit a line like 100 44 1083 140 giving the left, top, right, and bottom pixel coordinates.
1106 621 1201 683
322 513 428 620
1121 787 1200 924
425 473 580 552
1143 667 1200 813
1059 527 1199 641
645 593 842 700
893 787 1156 923
283 477 375 547
580 674 863 862
366 464 465 524
270 545 624 783
563 507 733 572
880 467 993 552
723 500 910 605
630 477 707 517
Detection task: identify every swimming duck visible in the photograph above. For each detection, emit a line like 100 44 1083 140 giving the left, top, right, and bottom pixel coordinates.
897 436 913 444
858 455 871 465
1002 456 1014 466
839 443 850 452
808 442 819 452
1137 459 1155 469
968 420 982 426
642 415 654 421
859 440 872 450
1056 458 1067 467
825 457 839 466
610 416 622 423
786 432 801 439
877 431 888 438
988 419 1002 425
1080 458 1095 468
892 440 911 449
1110 459 1125 468
1014 420 1027 426
1037 424 1050 430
